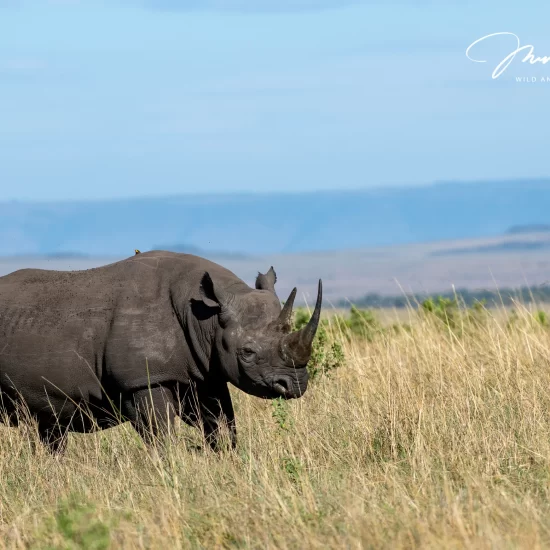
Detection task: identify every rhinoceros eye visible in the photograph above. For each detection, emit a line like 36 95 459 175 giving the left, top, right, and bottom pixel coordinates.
240 347 257 361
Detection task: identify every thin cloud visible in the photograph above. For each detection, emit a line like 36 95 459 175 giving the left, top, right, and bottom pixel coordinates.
142 0 367 13
0 58 47 72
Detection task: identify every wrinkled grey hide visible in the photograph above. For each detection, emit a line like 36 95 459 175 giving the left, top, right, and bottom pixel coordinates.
0 252 322 452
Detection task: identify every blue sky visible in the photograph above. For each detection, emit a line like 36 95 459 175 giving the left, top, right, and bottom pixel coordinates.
0 0 549 201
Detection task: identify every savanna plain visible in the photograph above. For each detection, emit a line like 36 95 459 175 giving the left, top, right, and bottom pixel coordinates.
2 302 550 549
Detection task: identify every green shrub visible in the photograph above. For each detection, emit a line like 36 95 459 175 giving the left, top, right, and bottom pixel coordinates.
272 397 292 432
465 299 488 329
534 309 549 327
327 307 384 343
421 296 459 329
341 306 383 341
506 308 550 331
280 456 303 484
421 295 493 335
292 308 345 382
48 496 112 550
348 306 379 335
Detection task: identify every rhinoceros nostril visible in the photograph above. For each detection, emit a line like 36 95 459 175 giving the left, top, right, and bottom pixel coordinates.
273 377 290 396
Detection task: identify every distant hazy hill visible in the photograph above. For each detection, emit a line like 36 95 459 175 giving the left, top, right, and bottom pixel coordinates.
2 179 550 256
507 224 550 234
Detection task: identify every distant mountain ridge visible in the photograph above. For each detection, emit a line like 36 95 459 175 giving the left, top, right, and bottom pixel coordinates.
2 179 550 256
507 224 550 234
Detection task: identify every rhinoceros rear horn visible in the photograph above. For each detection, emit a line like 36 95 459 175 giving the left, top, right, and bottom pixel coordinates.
271 286 297 333
282 280 323 365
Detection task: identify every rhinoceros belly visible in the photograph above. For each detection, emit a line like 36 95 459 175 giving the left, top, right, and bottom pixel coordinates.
0 304 105 419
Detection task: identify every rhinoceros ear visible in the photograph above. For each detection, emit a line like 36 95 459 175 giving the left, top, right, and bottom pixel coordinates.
200 272 223 308
255 266 277 293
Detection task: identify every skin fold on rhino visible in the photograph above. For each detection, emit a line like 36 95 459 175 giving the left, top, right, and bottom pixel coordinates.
0 251 322 453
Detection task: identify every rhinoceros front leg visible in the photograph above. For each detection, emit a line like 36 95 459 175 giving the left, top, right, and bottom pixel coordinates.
131 385 178 445
38 421 68 455
198 382 237 451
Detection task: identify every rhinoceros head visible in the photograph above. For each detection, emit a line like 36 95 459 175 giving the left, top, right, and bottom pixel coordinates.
199 268 322 399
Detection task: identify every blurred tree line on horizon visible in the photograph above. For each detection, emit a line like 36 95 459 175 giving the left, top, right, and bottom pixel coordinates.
340 284 550 309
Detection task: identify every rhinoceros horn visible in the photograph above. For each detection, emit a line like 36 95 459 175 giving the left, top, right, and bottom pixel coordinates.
281 280 322 365
270 287 297 333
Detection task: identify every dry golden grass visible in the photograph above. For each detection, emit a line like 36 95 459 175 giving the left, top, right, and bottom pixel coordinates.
2 306 550 549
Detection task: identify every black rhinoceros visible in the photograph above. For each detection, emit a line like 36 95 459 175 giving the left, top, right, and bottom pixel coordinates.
0 251 322 452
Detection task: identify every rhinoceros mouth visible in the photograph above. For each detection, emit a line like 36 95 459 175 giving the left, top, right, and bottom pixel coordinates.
273 381 288 396
244 376 305 400
271 376 306 399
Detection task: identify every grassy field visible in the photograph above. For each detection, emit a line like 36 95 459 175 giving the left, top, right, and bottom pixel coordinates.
2 304 550 548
